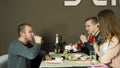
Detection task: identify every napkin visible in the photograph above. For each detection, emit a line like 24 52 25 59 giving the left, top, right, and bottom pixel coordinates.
88 65 108 68
45 60 62 64
77 60 90 63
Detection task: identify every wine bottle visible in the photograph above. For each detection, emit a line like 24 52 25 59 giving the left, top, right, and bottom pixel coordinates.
54 34 60 53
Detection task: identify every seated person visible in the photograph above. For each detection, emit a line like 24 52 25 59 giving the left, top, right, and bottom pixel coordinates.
93 9 120 68
8 23 51 68
80 17 102 55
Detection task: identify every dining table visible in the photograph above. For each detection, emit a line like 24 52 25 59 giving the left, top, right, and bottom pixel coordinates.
39 52 105 68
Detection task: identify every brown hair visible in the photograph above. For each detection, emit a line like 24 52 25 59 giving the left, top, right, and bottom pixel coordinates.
85 17 98 25
98 9 120 45
17 23 32 37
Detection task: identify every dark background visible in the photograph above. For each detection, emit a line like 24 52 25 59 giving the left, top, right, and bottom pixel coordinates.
0 0 120 55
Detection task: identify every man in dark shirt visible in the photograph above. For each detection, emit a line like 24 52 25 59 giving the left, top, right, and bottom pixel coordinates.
8 23 51 68
80 17 102 55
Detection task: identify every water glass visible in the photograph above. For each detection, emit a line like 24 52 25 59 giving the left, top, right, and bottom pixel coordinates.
90 51 96 65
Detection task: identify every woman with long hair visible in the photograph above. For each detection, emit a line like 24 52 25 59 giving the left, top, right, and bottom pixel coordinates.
94 9 120 68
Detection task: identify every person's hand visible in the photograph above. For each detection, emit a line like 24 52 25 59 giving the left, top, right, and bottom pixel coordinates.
80 34 87 43
44 54 51 61
93 38 98 49
93 40 97 46
34 35 42 44
92 36 97 46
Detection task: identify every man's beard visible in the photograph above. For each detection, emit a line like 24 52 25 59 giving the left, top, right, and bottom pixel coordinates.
25 37 32 43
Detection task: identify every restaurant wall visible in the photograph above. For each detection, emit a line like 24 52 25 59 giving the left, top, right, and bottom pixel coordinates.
0 0 120 55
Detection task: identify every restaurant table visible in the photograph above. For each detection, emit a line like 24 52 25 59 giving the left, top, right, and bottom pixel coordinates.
39 53 104 68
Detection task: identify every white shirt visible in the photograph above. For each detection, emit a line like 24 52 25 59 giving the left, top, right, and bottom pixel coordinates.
100 40 109 57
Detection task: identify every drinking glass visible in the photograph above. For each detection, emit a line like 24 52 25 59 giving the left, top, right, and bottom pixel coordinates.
90 51 96 65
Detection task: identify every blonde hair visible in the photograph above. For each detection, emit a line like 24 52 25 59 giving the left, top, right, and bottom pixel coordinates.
98 9 120 45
